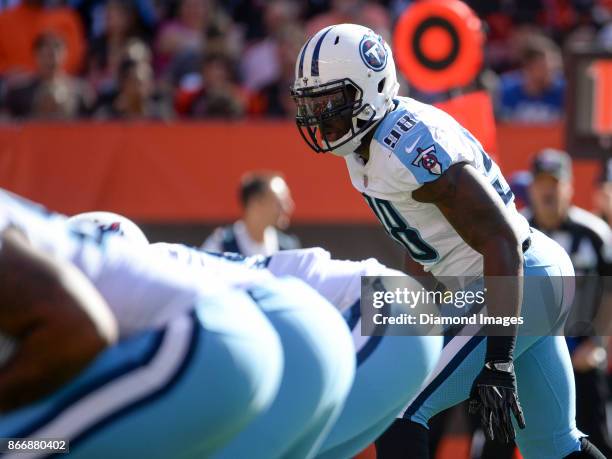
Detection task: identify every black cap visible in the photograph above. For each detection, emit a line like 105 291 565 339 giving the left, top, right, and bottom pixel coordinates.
531 148 572 181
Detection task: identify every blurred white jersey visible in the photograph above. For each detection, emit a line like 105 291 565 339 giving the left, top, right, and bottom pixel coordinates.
150 243 422 314
149 242 274 287
266 248 405 312
0 189 268 339
148 244 430 357
345 96 530 277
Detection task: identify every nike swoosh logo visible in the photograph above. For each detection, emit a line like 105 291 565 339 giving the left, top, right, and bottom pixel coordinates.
404 136 421 155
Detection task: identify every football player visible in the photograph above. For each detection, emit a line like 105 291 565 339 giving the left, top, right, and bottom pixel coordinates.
0 226 117 412
0 189 355 459
290 23 604 459
153 244 444 459
72 211 444 459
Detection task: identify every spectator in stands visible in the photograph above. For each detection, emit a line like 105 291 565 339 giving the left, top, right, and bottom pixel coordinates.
4 33 93 119
306 0 391 42
256 24 306 118
561 1 601 51
155 0 239 87
92 38 154 104
184 53 246 118
497 35 565 122
0 0 85 75
240 0 301 93
202 171 300 256
595 159 612 226
0 0 20 12
155 0 207 74
70 0 158 42
525 148 612 457
94 56 171 120
86 0 145 94
462 0 516 73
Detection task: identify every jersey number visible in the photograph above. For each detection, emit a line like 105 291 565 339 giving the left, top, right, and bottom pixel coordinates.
363 194 438 262
480 149 514 205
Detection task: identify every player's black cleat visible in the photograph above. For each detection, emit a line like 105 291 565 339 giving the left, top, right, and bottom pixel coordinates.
468 360 526 443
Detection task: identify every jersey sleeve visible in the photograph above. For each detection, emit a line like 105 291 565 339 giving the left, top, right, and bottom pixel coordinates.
397 124 479 185
376 105 479 187
267 248 389 312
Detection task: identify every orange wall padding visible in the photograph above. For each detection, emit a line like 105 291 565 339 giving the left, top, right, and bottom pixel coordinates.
0 122 599 222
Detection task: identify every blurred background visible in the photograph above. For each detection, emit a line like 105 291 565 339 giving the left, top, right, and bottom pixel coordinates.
0 1 610 458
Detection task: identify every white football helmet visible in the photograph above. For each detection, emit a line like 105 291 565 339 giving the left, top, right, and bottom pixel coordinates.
67 211 149 246
292 23 399 157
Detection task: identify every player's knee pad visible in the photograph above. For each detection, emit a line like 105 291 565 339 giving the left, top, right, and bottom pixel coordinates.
564 437 606 459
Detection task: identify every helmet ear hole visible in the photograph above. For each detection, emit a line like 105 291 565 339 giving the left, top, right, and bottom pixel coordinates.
377 77 386 93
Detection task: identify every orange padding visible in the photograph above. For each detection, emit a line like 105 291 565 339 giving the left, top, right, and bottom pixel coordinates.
354 443 377 459
434 91 497 157
352 438 523 459
0 122 599 222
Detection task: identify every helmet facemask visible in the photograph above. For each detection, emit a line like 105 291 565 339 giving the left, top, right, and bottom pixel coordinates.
292 78 376 156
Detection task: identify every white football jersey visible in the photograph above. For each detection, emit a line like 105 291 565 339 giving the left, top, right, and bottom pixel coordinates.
266 248 402 312
148 245 432 354
149 242 274 287
0 189 231 338
150 244 423 314
345 96 530 277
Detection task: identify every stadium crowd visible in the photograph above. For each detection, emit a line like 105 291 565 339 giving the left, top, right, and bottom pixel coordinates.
1 0 612 122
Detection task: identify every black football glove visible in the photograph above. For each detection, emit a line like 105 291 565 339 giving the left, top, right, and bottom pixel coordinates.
468 360 526 443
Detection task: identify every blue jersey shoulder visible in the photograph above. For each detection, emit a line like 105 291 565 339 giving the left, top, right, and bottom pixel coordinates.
373 100 454 184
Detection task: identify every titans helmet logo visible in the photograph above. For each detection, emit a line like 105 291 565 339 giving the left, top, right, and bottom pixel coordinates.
359 35 387 71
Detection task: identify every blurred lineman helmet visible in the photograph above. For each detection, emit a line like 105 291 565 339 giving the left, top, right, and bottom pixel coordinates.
292 23 399 157
67 211 149 246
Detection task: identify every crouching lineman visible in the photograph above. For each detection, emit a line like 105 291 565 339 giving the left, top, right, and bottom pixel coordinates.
0 189 356 459
260 247 444 459
148 242 444 459
0 213 283 458
66 218 358 459
73 211 444 459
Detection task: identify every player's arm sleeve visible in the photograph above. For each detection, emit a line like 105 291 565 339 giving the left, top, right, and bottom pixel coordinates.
385 122 477 188
267 248 364 310
273 248 395 311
